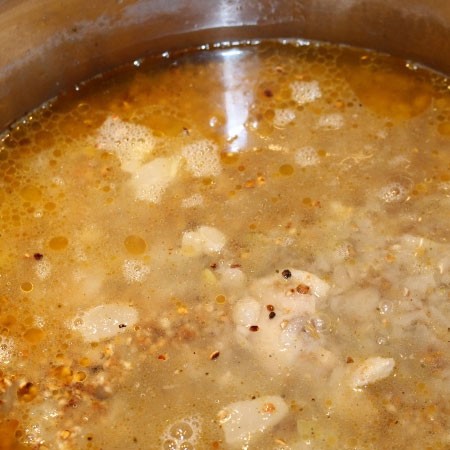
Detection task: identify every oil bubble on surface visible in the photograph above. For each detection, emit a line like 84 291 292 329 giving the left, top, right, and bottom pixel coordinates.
160 416 201 450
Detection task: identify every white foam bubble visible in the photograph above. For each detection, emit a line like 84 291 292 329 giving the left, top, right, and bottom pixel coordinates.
273 108 296 128
35 260 52 280
378 182 409 203
334 242 353 261
181 140 222 177
294 146 320 167
0 336 14 365
96 116 156 172
181 193 204 208
123 259 150 282
161 416 201 450
317 113 344 130
290 80 322 105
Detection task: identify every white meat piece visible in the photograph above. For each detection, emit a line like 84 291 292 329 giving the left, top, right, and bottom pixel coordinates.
72 304 138 343
233 269 330 370
389 234 450 295
181 139 222 177
218 265 247 294
350 357 395 388
329 287 380 322
290 80 322 105
233 297 261 326
131 156 180 203
96 116 156 172
219 395 288 447
181 226 226 256
253 269 330 300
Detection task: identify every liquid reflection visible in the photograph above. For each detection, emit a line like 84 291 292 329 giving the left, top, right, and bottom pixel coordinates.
219 48 255 152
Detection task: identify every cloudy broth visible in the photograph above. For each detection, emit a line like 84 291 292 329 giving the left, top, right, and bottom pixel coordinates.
0 41 449 450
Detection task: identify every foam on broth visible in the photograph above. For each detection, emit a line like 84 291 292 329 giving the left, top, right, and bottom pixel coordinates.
0 41 449 450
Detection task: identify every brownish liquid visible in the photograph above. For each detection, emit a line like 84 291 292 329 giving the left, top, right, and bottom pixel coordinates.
0 41 449 450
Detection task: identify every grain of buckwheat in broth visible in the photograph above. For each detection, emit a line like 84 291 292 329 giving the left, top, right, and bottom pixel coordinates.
0 40 449 450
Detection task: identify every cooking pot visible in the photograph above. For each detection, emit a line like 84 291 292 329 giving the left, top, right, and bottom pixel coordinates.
1 0 450 132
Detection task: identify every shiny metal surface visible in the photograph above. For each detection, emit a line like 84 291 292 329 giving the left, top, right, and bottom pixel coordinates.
1 0 450 129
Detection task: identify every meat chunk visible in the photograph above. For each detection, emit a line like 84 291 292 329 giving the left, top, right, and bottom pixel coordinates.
350 357 395 388
232 269 331 371
72 304 139 343
181 226 226 256
218 395 288 447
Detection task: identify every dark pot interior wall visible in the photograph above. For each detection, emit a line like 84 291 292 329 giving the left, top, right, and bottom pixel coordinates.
0 0 450 130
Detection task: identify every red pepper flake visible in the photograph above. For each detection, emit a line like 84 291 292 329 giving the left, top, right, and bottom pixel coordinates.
33 253 44 260
266 304 274 312
230 263 241 268
263 89 274 98
269 311 276 319
296 283 310 294
210 351 220 360
346 356 354 364
157 354 167 361
210 263 217 269
249 325 259 332
281 269 292 279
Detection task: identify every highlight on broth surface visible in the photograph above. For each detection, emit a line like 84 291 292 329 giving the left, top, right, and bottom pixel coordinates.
0 40 449 449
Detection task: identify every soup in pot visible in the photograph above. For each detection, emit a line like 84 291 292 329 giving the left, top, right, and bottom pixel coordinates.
0 41 449 449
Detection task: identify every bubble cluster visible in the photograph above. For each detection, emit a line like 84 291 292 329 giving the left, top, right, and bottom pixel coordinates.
181 139 222 178
96 116 156 172
161 416 201 450
122 259 150 283
0 336 15 365
34 260 52 280
273 108 296 128
181 193 204 208
295 146 319 167
317 113 344 130
290 80 322 105
378 182 409 203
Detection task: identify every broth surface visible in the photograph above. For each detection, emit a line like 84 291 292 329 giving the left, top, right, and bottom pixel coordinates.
0 41 449 450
